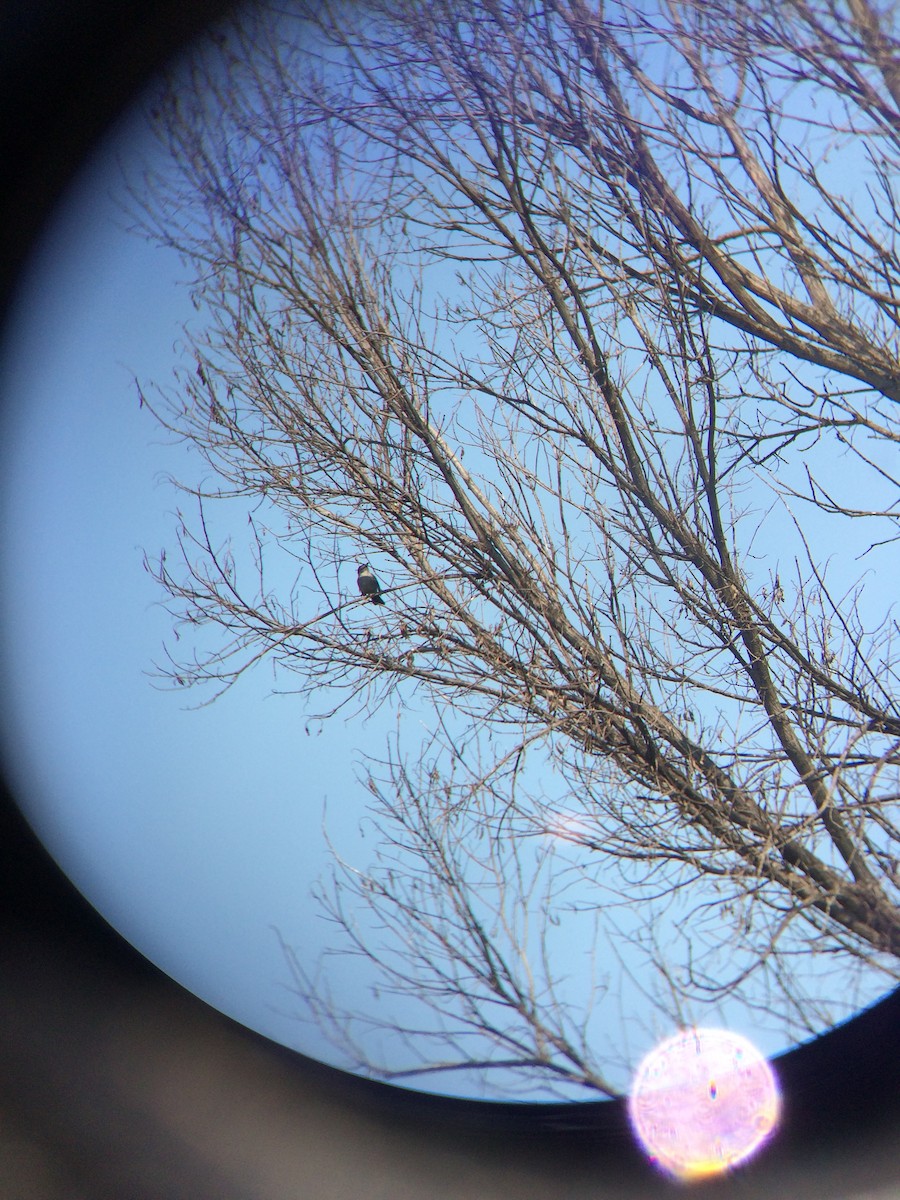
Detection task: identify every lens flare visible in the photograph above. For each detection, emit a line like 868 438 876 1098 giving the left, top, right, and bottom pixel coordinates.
628 1027 781 1181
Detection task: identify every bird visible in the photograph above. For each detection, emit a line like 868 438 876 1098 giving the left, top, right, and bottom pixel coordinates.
357 563 385 605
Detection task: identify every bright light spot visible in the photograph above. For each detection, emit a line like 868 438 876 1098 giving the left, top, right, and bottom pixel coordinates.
628 1027 781 1182
541 809 591 843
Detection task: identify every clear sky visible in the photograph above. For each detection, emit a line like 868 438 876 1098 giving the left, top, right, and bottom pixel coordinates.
0 103 393 1068
1 19 896 1105
0 98 564 1101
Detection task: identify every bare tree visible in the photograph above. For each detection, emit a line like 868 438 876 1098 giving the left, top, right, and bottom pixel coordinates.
137 0 900 1096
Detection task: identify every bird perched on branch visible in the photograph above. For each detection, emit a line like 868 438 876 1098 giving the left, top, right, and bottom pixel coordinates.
357 563 385 605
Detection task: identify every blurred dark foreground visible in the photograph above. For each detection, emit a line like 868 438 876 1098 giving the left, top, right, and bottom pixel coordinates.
2 794 900 1200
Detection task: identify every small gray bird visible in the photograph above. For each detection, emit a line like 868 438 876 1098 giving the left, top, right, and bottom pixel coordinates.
357 563 385 605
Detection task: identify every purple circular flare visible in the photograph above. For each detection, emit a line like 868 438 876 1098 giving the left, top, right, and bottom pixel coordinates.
628 1027 781 1181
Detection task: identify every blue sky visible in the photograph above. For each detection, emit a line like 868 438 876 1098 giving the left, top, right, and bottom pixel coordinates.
1 21 898 1105
0 103 584 1100
0 105 389 1063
